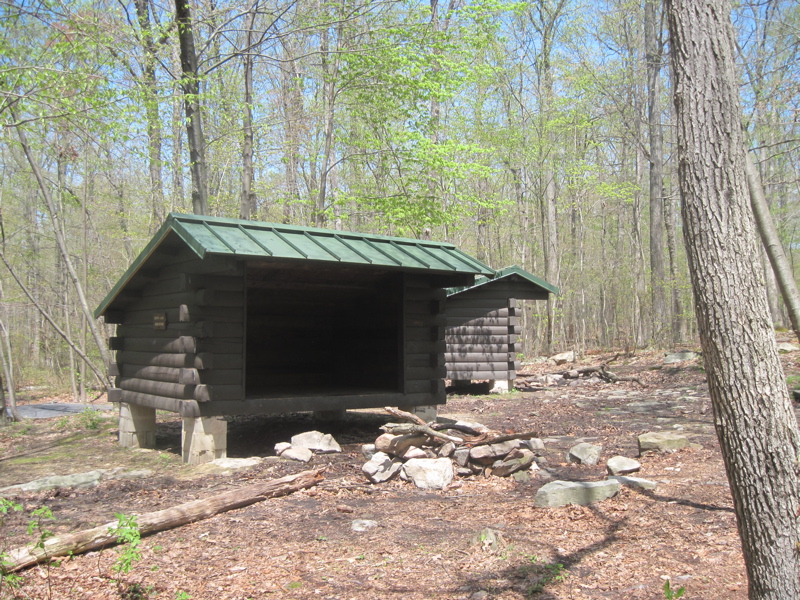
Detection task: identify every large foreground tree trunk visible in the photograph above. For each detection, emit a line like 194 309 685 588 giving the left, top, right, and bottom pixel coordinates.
666 1 800 598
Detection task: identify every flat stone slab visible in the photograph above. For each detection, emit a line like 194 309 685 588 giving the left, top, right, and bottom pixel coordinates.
0 468 153 494
290 430 342 453
609 475 657 491
606 455 641 475
534 479 620 507
638 431 692 453
15 403 113 419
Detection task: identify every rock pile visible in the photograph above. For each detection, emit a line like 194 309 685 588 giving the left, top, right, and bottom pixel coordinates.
360 415 545 490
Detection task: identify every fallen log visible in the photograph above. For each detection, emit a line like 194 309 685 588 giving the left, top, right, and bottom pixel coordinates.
2 468 324 573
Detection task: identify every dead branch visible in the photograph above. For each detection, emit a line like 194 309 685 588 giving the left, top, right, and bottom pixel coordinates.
2 469 324 573
383 406 428 426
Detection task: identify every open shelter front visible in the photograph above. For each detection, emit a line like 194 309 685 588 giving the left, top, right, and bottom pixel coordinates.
95 214 493 463
445 266 558 392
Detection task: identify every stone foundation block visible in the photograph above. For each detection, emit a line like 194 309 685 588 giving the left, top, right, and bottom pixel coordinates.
118 403 156 449
182 416 227 465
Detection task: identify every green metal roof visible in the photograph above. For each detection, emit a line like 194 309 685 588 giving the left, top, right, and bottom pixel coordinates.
446 264 559 297
96 213 495 318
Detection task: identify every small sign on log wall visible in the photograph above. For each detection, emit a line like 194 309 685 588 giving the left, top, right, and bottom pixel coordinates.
153 312 167 330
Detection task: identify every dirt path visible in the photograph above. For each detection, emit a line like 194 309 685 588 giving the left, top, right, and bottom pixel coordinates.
2 351 793 599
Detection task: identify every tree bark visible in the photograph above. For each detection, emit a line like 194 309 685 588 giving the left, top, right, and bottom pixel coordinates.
666 1 800 598
2 469 324 573
134 0 166 224
239 0 259 220
175 0 210 215
745 152 800 343
646 0 666 343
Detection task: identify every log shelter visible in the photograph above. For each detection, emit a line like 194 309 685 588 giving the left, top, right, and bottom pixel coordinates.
445 266 558 392
95 213 493 463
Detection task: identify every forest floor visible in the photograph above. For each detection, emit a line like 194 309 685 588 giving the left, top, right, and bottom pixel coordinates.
1 347 799 600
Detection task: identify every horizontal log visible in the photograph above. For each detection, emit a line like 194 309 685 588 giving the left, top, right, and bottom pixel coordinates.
445 334 517 344
103 310 124 324
179 304 244 323
404 287 446 302
445 307 510 319
2 469 323 573
107 362 120 377
118 377 194 399
405 314 446 328
116 322 215 338
405 353 445 368
122 289 213 313
120 364 186 383
118 391 200 416
404 326 445 342
116 351 213 369
445 353 514 362
405 366 447 380
443 362 512 371
445 343 511 353
447 370 515 380
108 388 123 402
109 336 197 353
405 299 446 316
404 340 446 354
445 316 518 328
404 379 446 395
179 369 243 386
446 325 521 336
193 384 244 402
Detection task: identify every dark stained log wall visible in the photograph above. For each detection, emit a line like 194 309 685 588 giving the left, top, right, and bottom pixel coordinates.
109 242 246 413
445 290 520 381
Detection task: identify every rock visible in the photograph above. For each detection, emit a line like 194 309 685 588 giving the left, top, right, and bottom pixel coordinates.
609 475 658 491
375 433 398 453
549 351 575 365
435 419 490 434
0 468 155 494
563 369 580 379
568 442 603 466
469 440 521 465
274 442 292 456
777 342 799 353
606 455 641 475
663 351 699 364
401 458 454 490
280 446 313 463
195 457 261 475
638 431 691 453
388 434 429 457
512 470 531 483
453 447 471 467
521 438 545 452
290 430 342 453
402 446 428 460
351 519 378 532
534 479 620 507
361 444 377 460
438 441 456 458
362 451 403 483
456 467 474 477
492 449 536 477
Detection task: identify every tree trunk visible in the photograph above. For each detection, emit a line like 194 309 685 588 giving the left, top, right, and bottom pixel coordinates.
745 152 800 343
10 111 111 370
646 0 666 343
667 1 800 598
239 0 259 220
175 0 210 216
2 469 324 573
134 0 166 224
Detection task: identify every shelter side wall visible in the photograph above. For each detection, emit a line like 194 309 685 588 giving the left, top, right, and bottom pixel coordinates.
107 251 245 414
402 274 447 405
445 293 520 381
